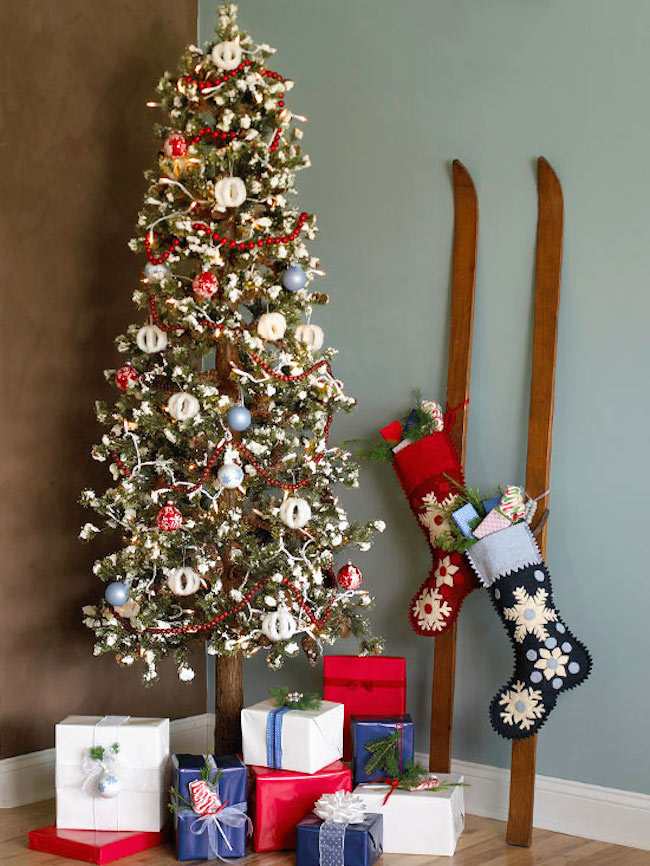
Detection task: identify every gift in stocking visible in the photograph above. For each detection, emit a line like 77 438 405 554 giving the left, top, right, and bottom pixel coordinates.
465 521 592 739
380 405 480 636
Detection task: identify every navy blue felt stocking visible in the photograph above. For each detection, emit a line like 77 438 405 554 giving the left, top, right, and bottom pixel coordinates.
465 522 592 739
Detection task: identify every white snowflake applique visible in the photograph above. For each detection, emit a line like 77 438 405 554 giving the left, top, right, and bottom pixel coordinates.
434 555 459 588
412 587 452 633
535 646 569 680
419 493 458 545
499 681 546 731
503 587 557 642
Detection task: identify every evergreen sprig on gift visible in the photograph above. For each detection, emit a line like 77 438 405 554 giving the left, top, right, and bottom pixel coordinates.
364 730 403 777
88 742 119 761
270 686 322 711
169 754 223 814
397 761 469 793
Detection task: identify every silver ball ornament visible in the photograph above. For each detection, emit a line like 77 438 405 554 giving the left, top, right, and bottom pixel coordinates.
282 265 307 292
105 581 130 607
217 463 244 489
144 262 170 283
226 405 251 431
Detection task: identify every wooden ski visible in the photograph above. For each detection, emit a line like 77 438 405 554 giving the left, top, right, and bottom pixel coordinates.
429 160 478 773
507 156 564 846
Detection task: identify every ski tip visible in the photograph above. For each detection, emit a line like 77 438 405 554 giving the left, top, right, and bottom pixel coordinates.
452 159 477 196
537 157 562 196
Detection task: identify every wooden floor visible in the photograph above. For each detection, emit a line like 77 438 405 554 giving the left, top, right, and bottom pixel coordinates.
3 799 648 865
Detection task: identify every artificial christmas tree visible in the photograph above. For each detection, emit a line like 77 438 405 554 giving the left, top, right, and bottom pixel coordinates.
80 3 383 752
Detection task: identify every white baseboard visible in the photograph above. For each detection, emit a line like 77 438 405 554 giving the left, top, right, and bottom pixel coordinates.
415 751 650 851
0 713 214 809
2 728 648 851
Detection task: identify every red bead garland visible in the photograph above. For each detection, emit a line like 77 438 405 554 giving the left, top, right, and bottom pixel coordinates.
142 212 307 266
189 127 240 146
181 61 285 95
144 232 180 265
115 575 336 637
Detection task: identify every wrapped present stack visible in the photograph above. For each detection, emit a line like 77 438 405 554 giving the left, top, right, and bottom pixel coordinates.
27 661 467 863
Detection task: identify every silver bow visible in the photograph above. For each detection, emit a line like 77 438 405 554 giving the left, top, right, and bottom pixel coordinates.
189 802 252 861
314 790 366 824
81 745 119 794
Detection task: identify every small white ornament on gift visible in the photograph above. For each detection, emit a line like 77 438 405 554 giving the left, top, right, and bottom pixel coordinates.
166 567 202 596
214 177 246 210
136 324 168 354
295 323 324 351
314 790 366 824
167 392 200 421
211 39 241 70
279 496 311 529
257 311 287 341
97 772 122 799
261 605 297 642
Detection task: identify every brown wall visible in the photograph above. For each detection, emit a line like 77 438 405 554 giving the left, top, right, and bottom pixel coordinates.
0 0 204 758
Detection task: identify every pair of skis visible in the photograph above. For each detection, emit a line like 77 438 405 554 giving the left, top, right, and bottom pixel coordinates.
429 157 563 847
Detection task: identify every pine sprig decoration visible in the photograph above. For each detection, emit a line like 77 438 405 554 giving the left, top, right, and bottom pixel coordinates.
397 761 469 793
364 730 403 778
270 686 322 711
88 743 119 761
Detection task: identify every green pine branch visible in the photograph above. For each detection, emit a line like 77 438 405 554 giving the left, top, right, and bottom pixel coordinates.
364 730 402 778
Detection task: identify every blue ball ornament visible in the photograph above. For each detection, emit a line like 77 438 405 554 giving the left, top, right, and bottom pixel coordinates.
226 405 251 431
282 265 307 292
144 262 170 282
105 581 130 607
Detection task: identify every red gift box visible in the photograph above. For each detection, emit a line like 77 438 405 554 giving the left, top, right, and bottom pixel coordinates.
249 759 351 851
27 824 169 864
323 655 407 759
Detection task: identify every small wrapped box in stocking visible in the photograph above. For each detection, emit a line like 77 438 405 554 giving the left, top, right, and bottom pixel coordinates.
465 519 592 738
379 401 480 636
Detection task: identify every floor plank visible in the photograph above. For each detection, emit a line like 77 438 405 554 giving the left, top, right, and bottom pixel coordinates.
3 800 647 864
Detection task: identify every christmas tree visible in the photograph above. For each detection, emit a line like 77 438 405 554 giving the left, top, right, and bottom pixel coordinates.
80 3 384 750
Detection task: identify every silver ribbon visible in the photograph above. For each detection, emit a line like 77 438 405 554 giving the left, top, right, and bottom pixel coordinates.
318 820 348 866
188 802 252 862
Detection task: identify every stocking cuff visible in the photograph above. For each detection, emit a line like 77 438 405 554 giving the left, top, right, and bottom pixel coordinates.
466 523 542 587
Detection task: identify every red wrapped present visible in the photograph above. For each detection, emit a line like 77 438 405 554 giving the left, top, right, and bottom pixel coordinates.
27 824 169 864
323 656 407 759
250 759 352 851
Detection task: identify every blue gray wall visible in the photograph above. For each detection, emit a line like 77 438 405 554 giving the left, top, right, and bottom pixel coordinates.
199 0 650 795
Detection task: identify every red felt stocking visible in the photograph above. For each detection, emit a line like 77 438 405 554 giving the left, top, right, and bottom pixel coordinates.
381 413 480 636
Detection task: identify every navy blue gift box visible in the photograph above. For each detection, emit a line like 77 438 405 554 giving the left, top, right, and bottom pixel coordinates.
351 714 414 784
171 754 249 861
295 812 383 866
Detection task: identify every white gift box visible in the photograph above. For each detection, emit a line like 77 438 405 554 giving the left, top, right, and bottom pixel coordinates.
241 699 343 774
55 715 169 831
353 773 465 856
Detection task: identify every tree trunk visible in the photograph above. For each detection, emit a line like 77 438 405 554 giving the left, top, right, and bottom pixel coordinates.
213 335 244 753
214 653 243 753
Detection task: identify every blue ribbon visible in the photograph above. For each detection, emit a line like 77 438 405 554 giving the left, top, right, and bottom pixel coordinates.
266 706 290 769
187 801 252 862
318 821 348 866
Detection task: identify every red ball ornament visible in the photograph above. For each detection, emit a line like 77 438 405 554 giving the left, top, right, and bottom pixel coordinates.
157 503 182 531
192 271 219 299
163 133 188 158
115 365 139 391
336 562 363 590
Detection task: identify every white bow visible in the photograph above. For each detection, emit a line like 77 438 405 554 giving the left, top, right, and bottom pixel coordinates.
81 745 119 794
314 790 366 824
